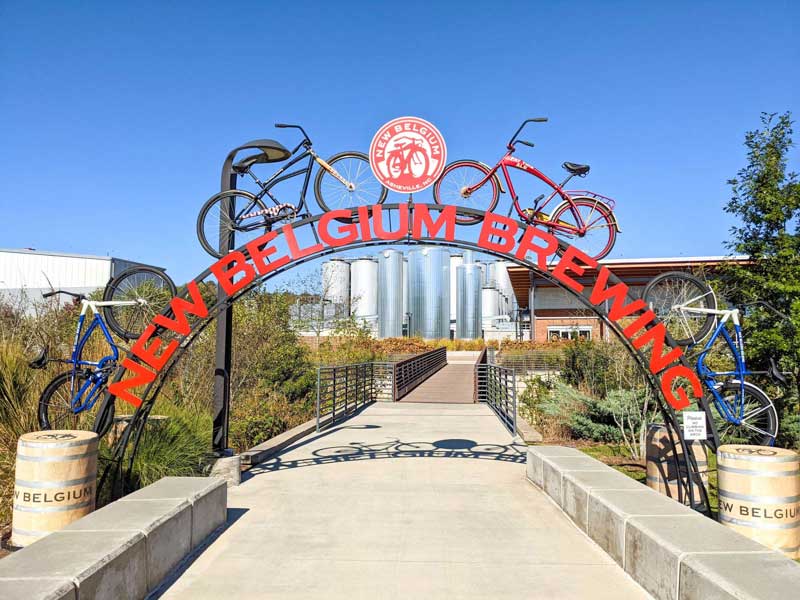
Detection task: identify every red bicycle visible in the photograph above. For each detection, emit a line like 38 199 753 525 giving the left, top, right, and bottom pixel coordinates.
432 118 621 260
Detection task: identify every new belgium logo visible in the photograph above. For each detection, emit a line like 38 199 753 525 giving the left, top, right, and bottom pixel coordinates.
369 116 446 193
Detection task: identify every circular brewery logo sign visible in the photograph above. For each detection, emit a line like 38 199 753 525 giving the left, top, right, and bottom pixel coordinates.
369 116 447 193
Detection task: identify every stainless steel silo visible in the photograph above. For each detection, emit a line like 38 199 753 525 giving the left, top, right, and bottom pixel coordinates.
462 250 475 264
456 264 483 339
378 249 403 338
485 261 498 288
407 248 426 337
402 257 408 330
482 286 500 322
322 259 350 316
350 257 378 317
407 247 450 339
449 254 463 324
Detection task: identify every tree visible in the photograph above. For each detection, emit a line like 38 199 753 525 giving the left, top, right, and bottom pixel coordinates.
722 112 800 399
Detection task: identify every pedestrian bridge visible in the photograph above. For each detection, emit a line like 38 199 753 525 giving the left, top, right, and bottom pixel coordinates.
5 352 800 600
158 400 650 599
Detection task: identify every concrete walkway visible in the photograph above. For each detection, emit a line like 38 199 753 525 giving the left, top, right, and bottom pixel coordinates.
158 403 650 599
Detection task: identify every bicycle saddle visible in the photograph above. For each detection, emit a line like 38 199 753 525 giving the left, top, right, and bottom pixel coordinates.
232 139 291 173
28 346 48 370
562 162 590 176
768 357 789 387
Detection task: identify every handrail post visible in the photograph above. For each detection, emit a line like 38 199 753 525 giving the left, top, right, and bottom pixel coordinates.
315 367 321 432
512 370 517 433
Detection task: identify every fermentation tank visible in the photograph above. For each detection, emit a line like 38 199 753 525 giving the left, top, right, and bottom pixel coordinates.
350 257 378 317
449 254 463 323
485 261 498 288
481 286 500 322
402 257 408 327
495 261 516 316
407 247 450 339
322 259 350 315
462 250 475 264
378 249 403 338
456 264 482 339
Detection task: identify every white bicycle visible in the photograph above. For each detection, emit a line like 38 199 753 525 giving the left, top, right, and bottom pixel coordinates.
643 272 788 446
29 267 176 433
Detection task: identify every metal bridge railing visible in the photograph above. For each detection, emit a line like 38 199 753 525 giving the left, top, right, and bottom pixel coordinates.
316 347 448 431
316 363 375 432
475 357 518 434
394 347 447 398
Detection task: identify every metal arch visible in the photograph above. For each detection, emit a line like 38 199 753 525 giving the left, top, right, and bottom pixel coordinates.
98 203 715 513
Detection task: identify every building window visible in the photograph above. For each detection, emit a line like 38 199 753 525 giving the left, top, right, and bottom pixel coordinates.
547 326 592 342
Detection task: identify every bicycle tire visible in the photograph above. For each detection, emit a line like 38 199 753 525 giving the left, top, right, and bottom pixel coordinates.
642 271 717 345
196 190 269 258
408 148 429 180
92 392 117 438
550 197 617 261
715 381 778 446
102 266 177 340
314 151 388 217
39 371 108 431
432 160 499 225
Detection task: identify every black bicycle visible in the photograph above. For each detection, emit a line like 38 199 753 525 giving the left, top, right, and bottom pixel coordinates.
197 123 388 257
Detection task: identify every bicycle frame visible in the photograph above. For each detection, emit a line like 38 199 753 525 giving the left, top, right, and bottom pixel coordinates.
466 151 587 234
238 142 354 226
65 300 126 414
245 149 316 216
676 304 751 423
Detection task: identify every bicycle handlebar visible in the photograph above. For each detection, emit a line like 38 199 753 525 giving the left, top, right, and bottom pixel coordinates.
43 290 86 300
742 301 795 328
508 117 548 147
275 123 311 146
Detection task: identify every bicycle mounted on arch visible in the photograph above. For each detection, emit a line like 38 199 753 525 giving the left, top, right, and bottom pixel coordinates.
197 123 388 258
643 271 792 446
28 267 176 434
432 118 621 261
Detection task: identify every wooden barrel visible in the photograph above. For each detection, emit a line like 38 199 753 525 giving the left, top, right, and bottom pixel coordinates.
646 423 708 509
10 430 98 548
718 444 800 558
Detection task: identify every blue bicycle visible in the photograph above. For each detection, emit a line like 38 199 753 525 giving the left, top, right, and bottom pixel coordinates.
643 272 788 446
29 267 176 432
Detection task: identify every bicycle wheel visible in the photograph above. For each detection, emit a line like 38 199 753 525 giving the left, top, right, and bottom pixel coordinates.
714 381 778 446
197 190 269 258
314 151 388 215
39 371 109 431
408 148 429 180
549 197 617 261
433 160 499 225
102 266 177 340
642 271 717 345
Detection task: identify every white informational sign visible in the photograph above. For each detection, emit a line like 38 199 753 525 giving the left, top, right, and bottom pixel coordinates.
683 412 707 441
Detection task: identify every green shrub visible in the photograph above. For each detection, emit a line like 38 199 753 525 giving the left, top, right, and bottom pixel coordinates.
229 388 313 453
125 400 212 489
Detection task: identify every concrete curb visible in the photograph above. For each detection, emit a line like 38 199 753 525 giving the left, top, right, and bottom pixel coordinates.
239 417 320 467
0 476 227 600
526 446 800 600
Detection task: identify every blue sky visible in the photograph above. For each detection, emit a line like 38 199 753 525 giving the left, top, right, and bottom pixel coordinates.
1 1 797 285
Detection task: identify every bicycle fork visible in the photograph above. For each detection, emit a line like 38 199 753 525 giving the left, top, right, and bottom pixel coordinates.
312 150 355 191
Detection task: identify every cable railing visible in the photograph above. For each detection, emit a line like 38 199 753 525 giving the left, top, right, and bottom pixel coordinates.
316 347 448 431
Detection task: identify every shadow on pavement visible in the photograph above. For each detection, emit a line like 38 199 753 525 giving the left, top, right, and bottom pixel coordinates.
246 436 526 477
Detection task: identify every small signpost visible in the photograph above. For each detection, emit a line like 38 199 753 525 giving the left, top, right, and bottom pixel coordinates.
683 411 707 441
